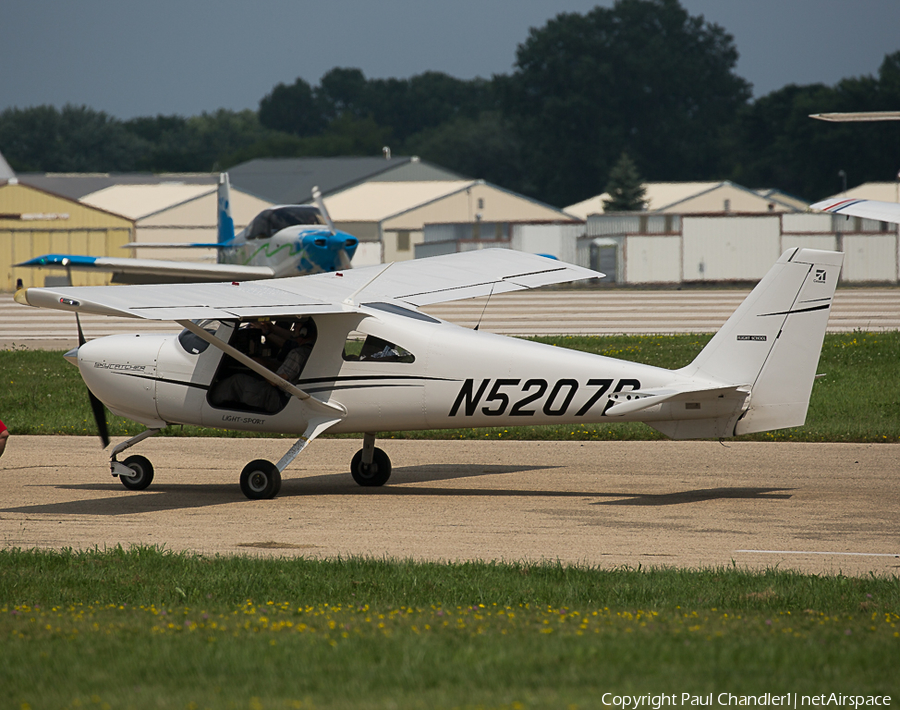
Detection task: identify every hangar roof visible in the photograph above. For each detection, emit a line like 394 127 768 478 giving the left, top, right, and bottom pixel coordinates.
566 181 807 218
322 180 476 222
80 184 216 220
227 156 466 204
17 173 216 201
820 182 900 202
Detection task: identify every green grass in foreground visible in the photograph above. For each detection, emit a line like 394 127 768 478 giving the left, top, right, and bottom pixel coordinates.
2 332 899 442
0 547 898 709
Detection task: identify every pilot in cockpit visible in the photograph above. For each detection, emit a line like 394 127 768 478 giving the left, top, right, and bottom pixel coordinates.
209 318 315 413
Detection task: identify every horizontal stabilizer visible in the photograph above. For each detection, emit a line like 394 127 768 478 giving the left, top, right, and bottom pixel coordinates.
604 384 748 417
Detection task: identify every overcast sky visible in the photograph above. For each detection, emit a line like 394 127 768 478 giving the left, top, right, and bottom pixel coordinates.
2 0 899 120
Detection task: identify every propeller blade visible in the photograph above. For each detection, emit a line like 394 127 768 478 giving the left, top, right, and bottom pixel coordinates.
89 389 111 449
312 185 337 235
338 248 353 271
76 312 86 346
75 314 110 448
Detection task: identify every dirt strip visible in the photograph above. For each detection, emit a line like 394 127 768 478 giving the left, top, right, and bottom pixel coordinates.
0 436 897 577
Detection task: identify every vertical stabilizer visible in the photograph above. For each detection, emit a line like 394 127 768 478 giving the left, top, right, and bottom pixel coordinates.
680 248 843 434
217 173 235 245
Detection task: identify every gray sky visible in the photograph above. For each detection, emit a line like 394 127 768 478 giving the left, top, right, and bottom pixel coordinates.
2 0 899 120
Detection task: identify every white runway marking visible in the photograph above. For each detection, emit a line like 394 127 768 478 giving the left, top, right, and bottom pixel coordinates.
735 549 900 557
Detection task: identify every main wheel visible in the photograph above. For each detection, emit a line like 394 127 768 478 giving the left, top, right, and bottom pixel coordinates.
240 459 282 500
120 454 154 491
350 447 391 487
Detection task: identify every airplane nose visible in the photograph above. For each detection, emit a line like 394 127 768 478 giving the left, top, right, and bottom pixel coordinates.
339 232 358 250
302 230 358 270
74 334 168 428
64 346 80 366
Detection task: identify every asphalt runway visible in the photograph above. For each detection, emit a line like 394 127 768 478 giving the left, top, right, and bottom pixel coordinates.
3 287 900 349
1 436 897 577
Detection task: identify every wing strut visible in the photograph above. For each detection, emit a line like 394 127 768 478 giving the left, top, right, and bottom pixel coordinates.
175 320 346 418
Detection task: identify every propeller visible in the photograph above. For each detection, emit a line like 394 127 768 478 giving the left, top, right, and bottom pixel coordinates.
312 185 354 270
311 186 336 235
75 313 110 448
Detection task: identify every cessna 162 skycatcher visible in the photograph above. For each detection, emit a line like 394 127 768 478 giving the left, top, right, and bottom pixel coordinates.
17 174 358 284
15 246 842 500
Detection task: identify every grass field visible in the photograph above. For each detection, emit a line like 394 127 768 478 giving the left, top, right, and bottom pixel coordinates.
1 547 898 709
2 331 899 442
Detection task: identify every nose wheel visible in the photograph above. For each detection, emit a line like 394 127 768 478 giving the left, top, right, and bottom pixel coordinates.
119 454 154 491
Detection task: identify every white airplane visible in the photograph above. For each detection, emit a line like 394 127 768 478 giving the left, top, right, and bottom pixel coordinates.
810 195 900 224
17 175 358 284
810 111 900 225
14 247 842 500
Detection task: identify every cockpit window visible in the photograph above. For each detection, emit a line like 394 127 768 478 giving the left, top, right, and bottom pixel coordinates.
246 206 325 239
343 332 415 363
177 319 220 355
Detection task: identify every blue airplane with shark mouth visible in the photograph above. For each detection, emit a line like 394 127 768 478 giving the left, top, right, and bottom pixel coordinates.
17 174 359 284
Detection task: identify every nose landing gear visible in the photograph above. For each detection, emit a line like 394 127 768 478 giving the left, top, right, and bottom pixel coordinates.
119 455 154 491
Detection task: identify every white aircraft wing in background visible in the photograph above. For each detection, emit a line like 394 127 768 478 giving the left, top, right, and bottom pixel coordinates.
18 254 277 284
810 197 900 225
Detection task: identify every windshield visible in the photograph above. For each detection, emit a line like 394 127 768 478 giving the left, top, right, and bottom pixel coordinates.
246 206 325 239
177 319 221 355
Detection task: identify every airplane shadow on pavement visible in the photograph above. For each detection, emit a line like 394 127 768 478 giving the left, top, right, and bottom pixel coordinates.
1 461 794 516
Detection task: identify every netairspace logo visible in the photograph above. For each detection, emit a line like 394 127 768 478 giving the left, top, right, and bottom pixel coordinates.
600 695 892 709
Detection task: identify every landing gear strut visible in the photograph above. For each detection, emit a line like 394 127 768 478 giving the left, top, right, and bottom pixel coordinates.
350 433 391 487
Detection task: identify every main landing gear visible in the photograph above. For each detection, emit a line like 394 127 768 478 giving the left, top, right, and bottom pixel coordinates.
350 432 392 487
109 429 392 500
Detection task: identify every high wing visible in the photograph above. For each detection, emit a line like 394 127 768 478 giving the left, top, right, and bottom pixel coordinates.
810 197 900 225
15 249 602 321
16 254 276 284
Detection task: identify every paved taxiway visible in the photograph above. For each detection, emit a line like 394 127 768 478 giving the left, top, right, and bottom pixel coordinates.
1 437 897 577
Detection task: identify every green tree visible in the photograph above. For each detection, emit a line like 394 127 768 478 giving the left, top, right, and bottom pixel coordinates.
602 152 647 211
502 0 751 206
124 110 278 172
258 77 326 137
403 111 525 189
0 105 147 172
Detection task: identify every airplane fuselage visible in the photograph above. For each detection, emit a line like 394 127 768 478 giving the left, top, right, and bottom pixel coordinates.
74 306 745 439
219 226 358 277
